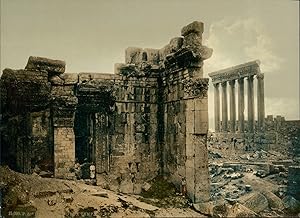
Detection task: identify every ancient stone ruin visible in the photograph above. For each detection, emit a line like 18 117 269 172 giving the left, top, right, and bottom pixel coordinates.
0 21 212 203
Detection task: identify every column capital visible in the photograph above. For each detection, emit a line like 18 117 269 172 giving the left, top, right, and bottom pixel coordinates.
257 73 264 80
229 80 236 86
247 75 254 80
213 83 220 88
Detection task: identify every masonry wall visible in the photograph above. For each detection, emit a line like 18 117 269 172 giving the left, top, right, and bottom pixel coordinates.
53 127 75 179
162 68 210 202
0 69 53 173
76 73 160 193
0 21 213 203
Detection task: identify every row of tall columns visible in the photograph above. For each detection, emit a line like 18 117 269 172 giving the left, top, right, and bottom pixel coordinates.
213 73 265 133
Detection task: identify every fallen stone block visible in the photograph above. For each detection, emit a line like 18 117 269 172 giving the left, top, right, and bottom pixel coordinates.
283 195 300 212
262 191 284 210
142 182 152 192
255 170 267 178
25 56 65 75
245 185 252 192
193 201 214 215
239 192 269 213
227 203 258 217
118 196 159 211
63 194 74 203
92 191 108 198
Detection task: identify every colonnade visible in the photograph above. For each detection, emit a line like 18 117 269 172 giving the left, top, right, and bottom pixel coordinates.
209 60 265 133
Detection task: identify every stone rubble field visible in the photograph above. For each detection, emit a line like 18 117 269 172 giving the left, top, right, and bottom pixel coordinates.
201 140 300 217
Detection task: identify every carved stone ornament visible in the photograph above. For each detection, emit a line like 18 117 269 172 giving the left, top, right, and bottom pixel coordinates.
183 78 209 98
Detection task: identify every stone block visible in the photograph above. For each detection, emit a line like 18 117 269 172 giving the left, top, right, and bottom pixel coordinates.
186 99 194 111
194 98 208 110
60 73 78 85
181 21 204 36
135 124 146 133
135 133 144 144
25 56 65 75
49 75 64 85
125 47 143 64
144 48 160 65
169 37 184 52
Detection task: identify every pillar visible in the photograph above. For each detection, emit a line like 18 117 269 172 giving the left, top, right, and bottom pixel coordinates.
247 75 254 133
257 73 265 130
229 80 236 132
221 82 228 132
214 83 220 132
238 78 245 132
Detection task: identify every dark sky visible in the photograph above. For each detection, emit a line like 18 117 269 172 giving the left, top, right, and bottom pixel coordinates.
1 0 299 124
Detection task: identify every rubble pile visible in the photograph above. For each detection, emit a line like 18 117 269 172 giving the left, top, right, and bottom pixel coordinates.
207 137 300 217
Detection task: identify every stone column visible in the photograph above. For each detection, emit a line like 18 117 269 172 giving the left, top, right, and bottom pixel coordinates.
221 82 228 132
247 75 254 133
229 80 236 132
214 83 220 132
257 73 265 130
238 78 245 132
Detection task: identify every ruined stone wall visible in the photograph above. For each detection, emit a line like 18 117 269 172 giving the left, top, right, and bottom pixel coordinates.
1 21 212 203
159 21 212 203
76 73 160 193
162 71 210 202
0 68 52 173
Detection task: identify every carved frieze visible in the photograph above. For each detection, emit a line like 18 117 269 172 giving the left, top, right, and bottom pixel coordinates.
183 78 209 98
208 60 260 84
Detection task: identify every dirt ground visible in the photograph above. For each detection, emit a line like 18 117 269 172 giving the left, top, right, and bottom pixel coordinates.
0 166 207 218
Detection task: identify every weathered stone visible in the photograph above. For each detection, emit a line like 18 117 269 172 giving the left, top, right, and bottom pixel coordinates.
60 73 78 85
283 195 300 211
181 21 204 36
142 182 151 192
262 191 284 210
92 191 108 198
199 45 213 60
1 21 211 205
193 201 214 215
169 37 184 52
1 68 51 113
288 165 300 200
49 75 64 85
125 47 143 64
25 56 65 75
144 48 160 65
239 192 269 213
227 203 258 217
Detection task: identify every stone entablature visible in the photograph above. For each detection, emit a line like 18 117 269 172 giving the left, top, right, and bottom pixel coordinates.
0 21 212 203
209 60 260 84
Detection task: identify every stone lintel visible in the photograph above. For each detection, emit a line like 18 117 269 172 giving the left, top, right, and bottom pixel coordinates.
208 60 260 84
25 56 66 75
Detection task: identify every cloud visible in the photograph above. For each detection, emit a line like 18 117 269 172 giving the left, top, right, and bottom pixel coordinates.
203 17 284 75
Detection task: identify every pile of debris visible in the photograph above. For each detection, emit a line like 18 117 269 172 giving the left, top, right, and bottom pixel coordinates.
207 158 300 216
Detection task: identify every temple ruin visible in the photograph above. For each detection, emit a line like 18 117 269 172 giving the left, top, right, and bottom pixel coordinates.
209 60 265 134
208 61 275 151
0 21 212 203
